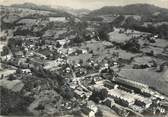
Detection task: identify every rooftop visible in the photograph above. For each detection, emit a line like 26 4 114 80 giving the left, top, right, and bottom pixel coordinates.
108 89 135 104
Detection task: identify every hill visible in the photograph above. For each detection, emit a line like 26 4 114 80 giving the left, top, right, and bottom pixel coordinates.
54 6 90 16
11 2 53 11
89 4 168 16
10 2 72 17
10 3 90 16
88 4 168 39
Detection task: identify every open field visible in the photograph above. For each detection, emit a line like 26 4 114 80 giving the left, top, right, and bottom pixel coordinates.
0 69 16 77
109 31 130 43
119 69 168 96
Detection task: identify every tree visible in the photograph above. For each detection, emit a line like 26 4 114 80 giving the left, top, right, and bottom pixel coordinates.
97 30 110 41
157 24 168 39
60 84 74 100
90 78 96 85
89 88 108 103
0 87 33 115
56 41 61 48
79 59 84 65
123 38 140 53
99 89 108 100
16 68 22 74
1 46 9 56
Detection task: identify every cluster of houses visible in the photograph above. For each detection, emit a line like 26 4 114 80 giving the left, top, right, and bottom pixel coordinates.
87 75 168 117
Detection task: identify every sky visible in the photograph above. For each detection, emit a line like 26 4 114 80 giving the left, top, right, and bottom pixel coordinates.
1 0 168 10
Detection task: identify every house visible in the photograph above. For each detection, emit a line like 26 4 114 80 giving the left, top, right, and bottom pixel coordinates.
74 89 86 99
111 105 127 117
87 101 98 115
68 48 76 55
103 80 116 89
109 87 152 109
69 49 83 56
130 105 144 113
69 82 77 89
21 69 31 74
118 85 133 93
15 51 24 58
81 107 95 117
66 67 71 73
74 63 81 68
29 58 45 68
43 60 60 70
141 98 152 109
0 31 7 40
18 58 27 65
57 39 67 47
154 35 159 38
103 97 115 108
108 89 135 106
1 54 13 61
28 44 35 50
82 49 88 54
114 77 149 91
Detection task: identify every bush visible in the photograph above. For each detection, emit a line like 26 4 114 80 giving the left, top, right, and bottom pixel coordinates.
122 38 141 53
1 46 9 56
0 87 34 115
97 30 110 41
89 89 108 103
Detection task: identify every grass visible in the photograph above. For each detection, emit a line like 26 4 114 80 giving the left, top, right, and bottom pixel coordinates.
150 39 168 48
3 15 20 23
119 68 168 96
162 69 168 82
108 31 130 43
69 53 92 65
0 69 16 77
132 56 153 65
17 19 37 25
97 104 119 117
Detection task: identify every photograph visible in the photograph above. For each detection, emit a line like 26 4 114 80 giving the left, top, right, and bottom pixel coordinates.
0 0 168 116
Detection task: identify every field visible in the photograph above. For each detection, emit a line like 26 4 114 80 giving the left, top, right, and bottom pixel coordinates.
109 30 130 43
119 69 168 96
0 69 16 77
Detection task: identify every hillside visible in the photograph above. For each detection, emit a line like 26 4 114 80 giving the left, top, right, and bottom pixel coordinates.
10 3 72 17
11 3 54 11
54 6 90 16
88 4 168 39
89 4 168 16
10 3 90 16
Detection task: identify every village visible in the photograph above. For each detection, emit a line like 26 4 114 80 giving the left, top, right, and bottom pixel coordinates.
1 4 168 117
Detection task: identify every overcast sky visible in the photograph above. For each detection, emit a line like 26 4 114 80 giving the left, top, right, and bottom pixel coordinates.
1 0 168 10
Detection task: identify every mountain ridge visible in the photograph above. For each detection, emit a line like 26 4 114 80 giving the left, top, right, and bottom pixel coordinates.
89 4 168 16
10 2 90 16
